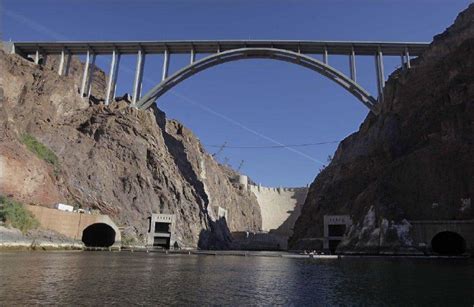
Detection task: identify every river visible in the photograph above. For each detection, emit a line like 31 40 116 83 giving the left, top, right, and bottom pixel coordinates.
0 252 473 306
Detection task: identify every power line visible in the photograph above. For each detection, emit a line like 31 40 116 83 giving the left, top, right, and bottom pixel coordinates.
211 141 227 157
205 140 340 149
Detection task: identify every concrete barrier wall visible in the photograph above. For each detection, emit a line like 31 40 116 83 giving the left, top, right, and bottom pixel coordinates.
26 205 121 245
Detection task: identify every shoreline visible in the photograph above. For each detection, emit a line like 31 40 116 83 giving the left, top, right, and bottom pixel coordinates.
1 245 471 259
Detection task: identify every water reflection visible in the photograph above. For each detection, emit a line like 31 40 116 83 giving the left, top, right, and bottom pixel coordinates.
0 252 473 305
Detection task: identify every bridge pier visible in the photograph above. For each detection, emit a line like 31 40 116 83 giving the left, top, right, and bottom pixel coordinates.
400 54 405 70
34 49 40 64
57 49 71 76
349 48 356 82
404 48 411 68
105 49 121 105
162 49 170 81
86 53 97 98
80 49 91 97
58 49 65 76
132 48 146 106
323 47 328 65
190 47 195 64
375 49 385 102
64 51 72 76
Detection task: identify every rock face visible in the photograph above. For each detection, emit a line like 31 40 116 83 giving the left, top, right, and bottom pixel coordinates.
290 5 474 253
0 48 261 249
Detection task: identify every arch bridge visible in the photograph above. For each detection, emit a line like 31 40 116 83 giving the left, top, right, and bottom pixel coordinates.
10 40 429 114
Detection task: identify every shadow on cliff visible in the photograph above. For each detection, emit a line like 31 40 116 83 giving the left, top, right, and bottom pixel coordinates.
151 106 234 250
151 105 210 215
198 217 232 250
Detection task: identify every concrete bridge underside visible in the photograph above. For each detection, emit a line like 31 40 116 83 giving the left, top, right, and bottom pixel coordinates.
136 47 378 111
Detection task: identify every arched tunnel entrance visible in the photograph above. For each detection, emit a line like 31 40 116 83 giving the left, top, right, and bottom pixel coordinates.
431 231 466 255
82 223 116 247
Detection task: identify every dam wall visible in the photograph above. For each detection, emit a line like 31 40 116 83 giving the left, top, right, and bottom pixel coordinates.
248 184 308 234
234 175 308 250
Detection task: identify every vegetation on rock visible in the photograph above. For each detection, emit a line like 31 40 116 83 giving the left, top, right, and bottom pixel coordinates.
21 134 60 175
0 196 39 233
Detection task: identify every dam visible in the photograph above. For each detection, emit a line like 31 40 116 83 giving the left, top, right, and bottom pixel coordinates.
234 175 308 250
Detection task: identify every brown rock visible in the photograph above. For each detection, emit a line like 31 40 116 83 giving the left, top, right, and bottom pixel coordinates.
290 4 474 252
0 47 261 249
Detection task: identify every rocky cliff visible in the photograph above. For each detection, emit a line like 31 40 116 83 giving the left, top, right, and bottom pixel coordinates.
0 48 261 249
290 5 474 253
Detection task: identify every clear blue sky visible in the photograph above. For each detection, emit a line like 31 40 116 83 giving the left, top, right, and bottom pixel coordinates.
3 0 471 187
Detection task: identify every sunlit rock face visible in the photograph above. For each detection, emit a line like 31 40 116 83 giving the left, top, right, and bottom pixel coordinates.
0 48 261 249
290 4 474 253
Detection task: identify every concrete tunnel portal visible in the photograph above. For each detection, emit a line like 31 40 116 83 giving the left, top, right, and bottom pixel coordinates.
82 223 116 247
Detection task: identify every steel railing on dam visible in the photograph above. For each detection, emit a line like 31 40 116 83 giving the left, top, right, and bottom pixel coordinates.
8 40 430 114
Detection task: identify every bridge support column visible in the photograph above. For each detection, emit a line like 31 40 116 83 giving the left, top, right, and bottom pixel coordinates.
404 48 411 69
105 49 121 105
80 50 91 98
34 50 40 64
375 49 385 102
132 48 146 106
64 51 72 76
86 53 97 98
349 48 356 82
323 47 328 65
190 47 195 64
162 49 170 81
58 49 65 76
400 54 405 70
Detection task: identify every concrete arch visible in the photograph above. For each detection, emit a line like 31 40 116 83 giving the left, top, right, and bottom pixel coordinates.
82 223 116 247
136 48 379 113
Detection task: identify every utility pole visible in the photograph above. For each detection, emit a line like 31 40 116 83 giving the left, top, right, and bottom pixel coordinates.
237 160 245 172
212 142 227 158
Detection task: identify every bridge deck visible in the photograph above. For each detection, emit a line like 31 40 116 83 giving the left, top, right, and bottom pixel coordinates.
12 40 429 56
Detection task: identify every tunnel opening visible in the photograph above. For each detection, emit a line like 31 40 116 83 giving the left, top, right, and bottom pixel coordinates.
82 223 116 247
431 231 466 255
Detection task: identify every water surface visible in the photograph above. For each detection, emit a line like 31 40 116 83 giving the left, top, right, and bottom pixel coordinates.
0 252 473 305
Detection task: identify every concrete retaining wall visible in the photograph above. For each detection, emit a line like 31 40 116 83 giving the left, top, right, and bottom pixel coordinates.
410 220 474 253
26 205 121 246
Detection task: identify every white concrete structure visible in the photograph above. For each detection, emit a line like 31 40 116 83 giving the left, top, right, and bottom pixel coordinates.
249 184 307 235
238 175 248 189
55 203 74 212
230 183 308 250
147 213 176 249
323 215 352 251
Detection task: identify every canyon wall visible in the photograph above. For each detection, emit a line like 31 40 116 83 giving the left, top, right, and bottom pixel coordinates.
0 48 261 249
290 5 474 253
